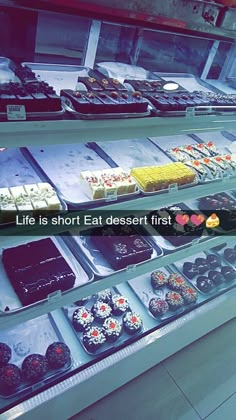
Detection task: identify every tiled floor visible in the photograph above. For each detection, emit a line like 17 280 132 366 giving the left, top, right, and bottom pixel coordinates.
71 317 236 420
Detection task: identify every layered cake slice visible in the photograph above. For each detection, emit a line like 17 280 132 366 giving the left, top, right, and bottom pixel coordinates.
130 162 196 192
37 183 62 210
61 89 149 114
80 168 137 200
10 186 33 211
185 160 208 182
2 238 76 305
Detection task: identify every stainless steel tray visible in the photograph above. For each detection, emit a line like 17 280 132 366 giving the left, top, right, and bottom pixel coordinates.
0 235 94 314
153 72 223 94
128 265 202 322
172 250 236 296
21 146 140 208
0 314 72 400
94 138 172 171
0 109 64 122
22 63 96 95
185 192 236 234
64 287 143 357
91 138 196 196
135 177 198 196
144 219 212 253
211 239 236 270
0 148 68 226
64 229 163 278
62 98 151 120
149 133 235 184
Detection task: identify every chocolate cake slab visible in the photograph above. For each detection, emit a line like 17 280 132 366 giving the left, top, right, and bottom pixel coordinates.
2 238 76 306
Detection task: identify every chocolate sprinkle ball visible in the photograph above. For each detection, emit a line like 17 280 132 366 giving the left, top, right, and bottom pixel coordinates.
22 354 48 382
0 343 11 367
46 342 71 369
0 363 22 390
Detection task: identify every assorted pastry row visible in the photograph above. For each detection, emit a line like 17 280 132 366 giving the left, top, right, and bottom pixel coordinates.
148 205 204 247
181 254 236 293
198 192 236 231
0 81 62 114
0 182 62 214
148 270 199 318
0 341 71 394
80 167 137 200
166 141 236 181
69 289 143 353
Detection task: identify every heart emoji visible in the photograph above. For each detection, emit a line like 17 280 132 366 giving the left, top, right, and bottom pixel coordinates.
190 214 205 226
175 213 189 226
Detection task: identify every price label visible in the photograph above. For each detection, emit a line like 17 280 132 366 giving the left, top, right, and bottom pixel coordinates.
185 107 195 117
105 190 118 202
47 290 62 302
168 183 178 192
7 105 26 121
126 264 137 273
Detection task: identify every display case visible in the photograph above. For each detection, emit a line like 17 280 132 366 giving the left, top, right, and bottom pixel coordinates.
0 1 236 419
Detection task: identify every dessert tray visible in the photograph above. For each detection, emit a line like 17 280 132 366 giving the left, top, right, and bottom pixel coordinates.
64 225 163 278
0 59 64 121
211 239 236 270
0 148 67 225
185 190 236 234
144 202 212 252
0 235 93 314
22 63 151 119
0 314 72 402
128 266 203 323
64 287 143 356
92 139 198 195
21 145 140 208
172 249 236 296
149 134 236 184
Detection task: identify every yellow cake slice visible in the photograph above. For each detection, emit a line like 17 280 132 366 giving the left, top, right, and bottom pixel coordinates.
131 162 196 192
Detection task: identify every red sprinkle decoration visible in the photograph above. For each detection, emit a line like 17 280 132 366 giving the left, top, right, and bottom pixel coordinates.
131 316 137 323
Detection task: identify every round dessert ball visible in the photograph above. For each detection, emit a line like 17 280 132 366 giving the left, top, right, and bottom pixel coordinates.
196 276 214 293
149 298 169 318
168 273 186 291
183 262 199 279
206 254 221 269
92 301 112 322
46 342 71 369
103 318 122 342
221 266 236 282
111 295 130 316
22 354 48 382
195 258 209 274
72 307 94 332
96 289 112 304
208 270 224 285
224 248 236 264
83 326 106 352
123 312 143 335
0 343 11 367
181 286 198 305
151 270 168 290
165 292 184 311
0 364 22 390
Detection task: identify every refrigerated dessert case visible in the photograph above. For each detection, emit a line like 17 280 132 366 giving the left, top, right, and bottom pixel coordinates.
0 1 236 419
